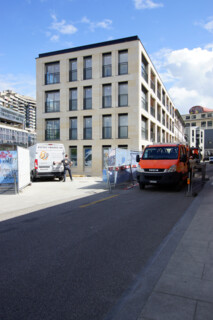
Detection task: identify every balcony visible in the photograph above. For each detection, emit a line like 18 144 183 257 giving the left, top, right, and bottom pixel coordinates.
141 98 148 111
45 101 60 113
157 90 161 100
102 127 112 139
69 99 77 111
151 107 155 118
141 129 148 140
45 72 60 85
69 128 77 140
45 129 60 141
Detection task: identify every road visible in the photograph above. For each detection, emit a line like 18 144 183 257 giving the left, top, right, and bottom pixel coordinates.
0 166 210 320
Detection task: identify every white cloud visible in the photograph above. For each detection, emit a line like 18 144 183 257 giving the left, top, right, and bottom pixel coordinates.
151 45 213 114
133 0 163 10
0 73 36 99
50 14 77 35
50 35 59 42
204 19 213 33
81 16 112 32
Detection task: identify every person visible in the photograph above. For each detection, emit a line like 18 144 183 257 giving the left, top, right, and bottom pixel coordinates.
61 154 73 182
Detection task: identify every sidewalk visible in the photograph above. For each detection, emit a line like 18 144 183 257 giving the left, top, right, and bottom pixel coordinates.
0 176 107 222
138 176 213 319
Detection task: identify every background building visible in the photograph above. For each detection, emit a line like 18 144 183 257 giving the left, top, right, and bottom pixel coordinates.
36 36 185 176
182 105 213 159
0 90 36 131
0 90 36 149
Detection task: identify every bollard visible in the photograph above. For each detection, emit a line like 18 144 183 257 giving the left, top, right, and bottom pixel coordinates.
107 170 112 193
186 169 193 197
14 172 18 194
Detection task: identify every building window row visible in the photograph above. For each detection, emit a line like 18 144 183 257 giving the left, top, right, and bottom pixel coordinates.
45 50 128 85
45 83 128 112
45 114 128 141
185 121 213 128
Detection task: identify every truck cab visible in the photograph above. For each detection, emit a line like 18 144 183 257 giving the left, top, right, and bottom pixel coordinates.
136 144 189 189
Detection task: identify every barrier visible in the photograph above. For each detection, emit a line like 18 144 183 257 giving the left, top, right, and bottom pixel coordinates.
103 148 142 191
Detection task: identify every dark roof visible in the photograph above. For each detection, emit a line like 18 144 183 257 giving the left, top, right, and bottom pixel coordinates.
38 36 140 58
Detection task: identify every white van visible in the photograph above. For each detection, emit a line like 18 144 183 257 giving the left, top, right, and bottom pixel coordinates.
29 143 65 181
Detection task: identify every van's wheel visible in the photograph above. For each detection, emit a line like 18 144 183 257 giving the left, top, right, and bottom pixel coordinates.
139 182 145 190
59 176 63 181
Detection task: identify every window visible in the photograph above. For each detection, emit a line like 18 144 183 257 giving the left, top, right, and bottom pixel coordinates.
208 113 212 117
103 84 112 108
45 62 60 85
102 115 112 139
45 91 60 113
142 146 179 160
141 86 148 111
118 82 128 107
201 114 206 118
118 114 128 138
102 53 112 77
157 104 161 122
207 121 212 127
70 146 77 167
141 55 148 82
84 116 92 139
141 116 148 140
150 71 156 92
45 119 60 140
69 118 77 140
201 122 206 127
162 111 165 126
69 88 78 111
150 97 155 117
84 146 92 167
84 87 92 110
191 122 196 126
118 50 128 75
118 145 128 149
69 59 77 82
157 82 161 101
185 123 190 127
186 115 190 119
83 56 92 80
192 115 196 119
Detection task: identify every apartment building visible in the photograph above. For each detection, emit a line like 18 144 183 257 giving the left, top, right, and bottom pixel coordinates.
36 36 182 176
0 91 36 149
0 90 36 131
182 105 213 158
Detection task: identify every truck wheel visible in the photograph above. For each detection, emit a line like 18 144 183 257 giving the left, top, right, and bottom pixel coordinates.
139 182 145 190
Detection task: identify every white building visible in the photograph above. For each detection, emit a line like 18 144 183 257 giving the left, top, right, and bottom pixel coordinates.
36 36 185 176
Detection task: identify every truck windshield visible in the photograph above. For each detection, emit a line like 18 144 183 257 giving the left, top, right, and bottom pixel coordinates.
142 147 179 160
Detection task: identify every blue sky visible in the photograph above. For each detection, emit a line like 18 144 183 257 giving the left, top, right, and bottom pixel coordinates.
0 0 213 114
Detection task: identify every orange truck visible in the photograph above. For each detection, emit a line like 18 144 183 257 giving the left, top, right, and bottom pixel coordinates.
136 144 189 189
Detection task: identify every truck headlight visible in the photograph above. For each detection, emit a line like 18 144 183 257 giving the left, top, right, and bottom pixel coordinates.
137 166 144 173
166 165 177 172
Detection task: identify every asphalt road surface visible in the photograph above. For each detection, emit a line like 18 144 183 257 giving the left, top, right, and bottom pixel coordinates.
0 169 209 320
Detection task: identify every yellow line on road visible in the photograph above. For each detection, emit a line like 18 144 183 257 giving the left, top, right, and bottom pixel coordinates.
80 194 119 208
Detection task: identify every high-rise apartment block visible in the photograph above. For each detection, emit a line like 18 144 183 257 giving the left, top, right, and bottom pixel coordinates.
0 90 36 148
36 36 184 176
0 90 36 131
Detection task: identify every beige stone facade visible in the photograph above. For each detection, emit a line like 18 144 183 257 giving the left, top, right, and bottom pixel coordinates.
36 36 179 176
